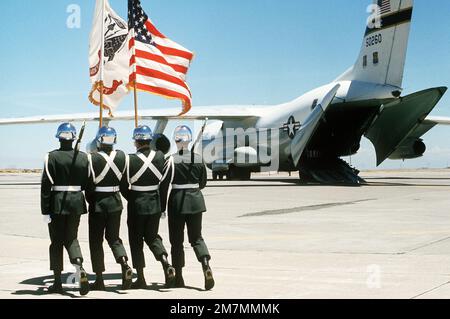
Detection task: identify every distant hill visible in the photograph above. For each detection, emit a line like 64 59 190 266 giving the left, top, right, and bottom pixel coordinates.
0 169 42 174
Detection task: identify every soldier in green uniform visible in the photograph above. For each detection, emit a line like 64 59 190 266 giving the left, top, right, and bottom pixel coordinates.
41 123 90 296
162 125 215 290
120 125 176 289
85 126 133 291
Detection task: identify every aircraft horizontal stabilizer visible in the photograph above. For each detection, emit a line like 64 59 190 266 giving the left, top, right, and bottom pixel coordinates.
424 116 450 126
366 87 447 166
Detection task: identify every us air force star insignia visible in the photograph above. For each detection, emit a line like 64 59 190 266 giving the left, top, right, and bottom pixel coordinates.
281 116 301 139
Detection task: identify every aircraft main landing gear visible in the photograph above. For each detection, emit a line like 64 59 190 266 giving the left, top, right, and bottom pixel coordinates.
212 172 225 180
226 166 252 181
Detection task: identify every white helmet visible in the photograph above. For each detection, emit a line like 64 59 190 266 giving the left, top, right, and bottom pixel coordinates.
173 125 193 143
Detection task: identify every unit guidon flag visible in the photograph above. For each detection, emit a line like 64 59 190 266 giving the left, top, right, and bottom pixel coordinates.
89 0 130 117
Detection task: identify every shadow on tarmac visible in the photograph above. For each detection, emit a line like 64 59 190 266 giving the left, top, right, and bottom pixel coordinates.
11 272 205 297
12 273 130 297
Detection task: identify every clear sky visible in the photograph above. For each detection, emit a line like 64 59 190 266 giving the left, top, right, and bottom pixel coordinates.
0 0 449 170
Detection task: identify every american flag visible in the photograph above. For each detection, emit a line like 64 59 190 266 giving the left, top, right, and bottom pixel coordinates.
128 0 194 115
378 0 391 15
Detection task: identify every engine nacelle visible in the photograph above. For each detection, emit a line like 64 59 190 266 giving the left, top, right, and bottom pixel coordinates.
389 139 426 160
234 146 259 167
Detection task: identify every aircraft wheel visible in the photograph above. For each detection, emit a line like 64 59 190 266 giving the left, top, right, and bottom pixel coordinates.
227 167 251 181
299 170 315 184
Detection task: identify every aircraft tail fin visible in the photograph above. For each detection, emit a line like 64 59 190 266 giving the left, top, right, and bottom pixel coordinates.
337 0 413 88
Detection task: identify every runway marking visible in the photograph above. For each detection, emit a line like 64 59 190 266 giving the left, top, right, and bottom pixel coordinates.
406 236 450 254
2 233 48 240
0 183 40 186
238 199 376 218
411 280 450 299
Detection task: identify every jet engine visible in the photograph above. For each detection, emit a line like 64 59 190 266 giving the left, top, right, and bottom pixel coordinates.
389 139 426 160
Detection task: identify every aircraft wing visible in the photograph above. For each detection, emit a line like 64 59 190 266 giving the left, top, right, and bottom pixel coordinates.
0 106 264 125
423 116 450 126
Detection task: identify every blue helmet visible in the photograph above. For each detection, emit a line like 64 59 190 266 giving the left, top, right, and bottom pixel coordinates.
133 125 153 141
173 125 192 143
96 126 117 146
56 123 77 141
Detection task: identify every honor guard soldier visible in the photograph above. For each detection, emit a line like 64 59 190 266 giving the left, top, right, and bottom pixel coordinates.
121 125 176 289
85 127 133 291
41 123 90 296
163 125 215 290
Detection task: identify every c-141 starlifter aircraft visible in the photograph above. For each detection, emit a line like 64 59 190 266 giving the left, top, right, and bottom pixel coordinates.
1 0 449 184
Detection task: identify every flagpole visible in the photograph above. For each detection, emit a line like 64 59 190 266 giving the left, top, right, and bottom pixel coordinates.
130 21 139 128
99 0 106 128
133 80 139 128
99 81 104 127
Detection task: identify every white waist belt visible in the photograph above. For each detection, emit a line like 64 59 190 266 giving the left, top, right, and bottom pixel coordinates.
172 184 200 190
130 185 159 192
51 186 82 192
95 186 120 193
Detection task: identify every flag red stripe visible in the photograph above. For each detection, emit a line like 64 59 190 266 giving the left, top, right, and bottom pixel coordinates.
129 72 136 83
144 21 193 61
129 37 135 50
134 49 188 74
144 20 165 39
135 82 191 106
156 43 194 61
135 66 191 96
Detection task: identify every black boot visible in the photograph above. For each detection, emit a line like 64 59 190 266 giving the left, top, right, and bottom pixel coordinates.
161 255 176 288
48 271 64 294
131 267 147 289
119 257 133 290
174 267 185 288
90 273 105 291
201 257 215 291
73 258 89 296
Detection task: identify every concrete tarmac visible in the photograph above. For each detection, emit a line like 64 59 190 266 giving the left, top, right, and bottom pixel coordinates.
1 169 450 299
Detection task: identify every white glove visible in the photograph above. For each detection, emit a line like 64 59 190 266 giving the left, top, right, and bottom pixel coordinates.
43 215 52 224
161 212 167 219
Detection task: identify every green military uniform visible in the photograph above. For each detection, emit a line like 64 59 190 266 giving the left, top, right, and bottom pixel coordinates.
121 146 171 270
86 149 128 274
41 143 89 272
162 150 210 269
